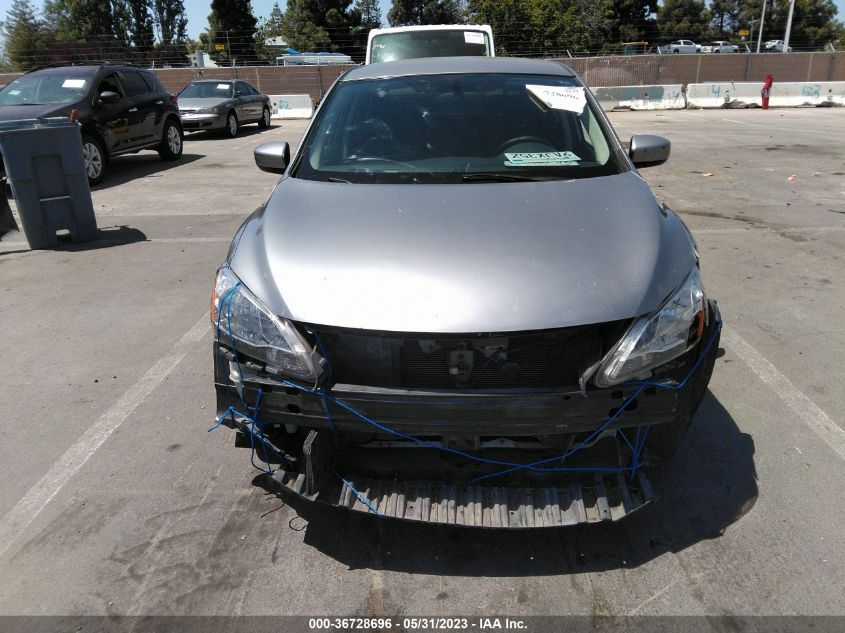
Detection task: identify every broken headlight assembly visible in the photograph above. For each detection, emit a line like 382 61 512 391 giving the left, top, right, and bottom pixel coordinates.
212 266 324 382
593 267 706 388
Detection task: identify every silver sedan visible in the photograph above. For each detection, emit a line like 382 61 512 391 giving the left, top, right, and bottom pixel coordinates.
211 57 722 528
177 79 271 137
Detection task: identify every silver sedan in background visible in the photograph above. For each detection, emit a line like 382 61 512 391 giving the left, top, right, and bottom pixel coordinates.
178 79 271 137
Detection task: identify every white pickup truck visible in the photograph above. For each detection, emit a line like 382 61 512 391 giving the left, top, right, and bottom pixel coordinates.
658 40 700 54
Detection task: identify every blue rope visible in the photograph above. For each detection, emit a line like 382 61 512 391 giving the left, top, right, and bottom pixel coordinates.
212 271 720 487
333 470 383 517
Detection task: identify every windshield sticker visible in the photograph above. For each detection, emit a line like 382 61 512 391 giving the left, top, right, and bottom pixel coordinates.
217 83 230 90
8 89 21 95
464 31 485 45
505 151 581 167
61 79 86 89
525 85 586 113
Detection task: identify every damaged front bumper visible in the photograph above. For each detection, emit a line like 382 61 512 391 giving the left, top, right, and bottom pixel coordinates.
212 303 721 528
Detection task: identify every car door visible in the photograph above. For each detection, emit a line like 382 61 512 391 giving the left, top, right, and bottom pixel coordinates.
244 83 264 120
235 81 259 122
118 70 159 147
90 72 133 153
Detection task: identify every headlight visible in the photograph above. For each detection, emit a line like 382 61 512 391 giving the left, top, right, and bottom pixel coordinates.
593 268 706 388
194 106 220 114
212 266 323 382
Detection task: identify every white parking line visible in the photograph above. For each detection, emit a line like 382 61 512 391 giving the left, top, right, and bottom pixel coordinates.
723 326 845 462
721 118 761 126
694 226 845 234
0 313 211 559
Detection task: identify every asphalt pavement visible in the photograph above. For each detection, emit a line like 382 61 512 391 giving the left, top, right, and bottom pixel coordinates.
0 108 843 618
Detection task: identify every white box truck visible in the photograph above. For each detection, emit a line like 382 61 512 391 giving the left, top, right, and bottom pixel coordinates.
366 24 495 64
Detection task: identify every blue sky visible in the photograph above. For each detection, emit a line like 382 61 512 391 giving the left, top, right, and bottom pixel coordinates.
183 0 845 40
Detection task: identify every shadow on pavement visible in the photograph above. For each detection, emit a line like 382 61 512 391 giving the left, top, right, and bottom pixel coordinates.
255 389 757 576
0 225 147 255
92 153 204 190
184 125 278 142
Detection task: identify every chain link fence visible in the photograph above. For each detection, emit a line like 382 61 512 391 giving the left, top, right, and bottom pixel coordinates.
1 52 844 107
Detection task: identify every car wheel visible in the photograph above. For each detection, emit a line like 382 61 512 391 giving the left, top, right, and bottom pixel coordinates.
81 134 106 186
225 111 239 138
158 118 183 161
258 107 271 129
673 49 679 54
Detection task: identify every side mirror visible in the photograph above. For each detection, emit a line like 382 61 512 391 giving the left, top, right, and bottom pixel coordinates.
235 90 243 97
98 90 120 104
254 141 290 174
629 134 670 168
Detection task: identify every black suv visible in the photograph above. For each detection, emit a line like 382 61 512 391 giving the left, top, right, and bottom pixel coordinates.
0 63 183 185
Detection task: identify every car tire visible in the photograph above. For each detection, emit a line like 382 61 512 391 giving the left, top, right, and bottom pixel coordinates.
224 111 239 138
81 134 106 186
673 49 679 54
157 118 183 161
258 106 271 129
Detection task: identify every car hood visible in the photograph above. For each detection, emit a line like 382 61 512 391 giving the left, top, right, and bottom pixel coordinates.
229 172 697 333
0 103 71 122
178 97 231 109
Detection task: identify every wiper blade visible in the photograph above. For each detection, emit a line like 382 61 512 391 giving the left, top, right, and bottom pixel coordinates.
327 176 351 183
462 173 538 183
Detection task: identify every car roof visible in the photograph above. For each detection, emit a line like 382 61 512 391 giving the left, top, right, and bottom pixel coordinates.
191 79 235 83
25 64 154 77
26 66 103 77
343 56 576 82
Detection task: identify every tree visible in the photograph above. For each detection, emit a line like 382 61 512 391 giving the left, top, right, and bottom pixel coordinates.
466 0 532 54
388 0 462 26
2 0 43 71
601 0 657 47
656 0 711 41
153 0 188 45
527 0 607 54
208 0 258 63
43 0 116 41
125 0 155 51
710 0 742 36
355 0 382 29
255 1 285 61
347 0 382 58
736 0 842 49
281 0 359 52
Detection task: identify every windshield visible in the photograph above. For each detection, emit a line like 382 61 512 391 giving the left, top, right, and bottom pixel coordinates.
296 73 621 184
179 82 233 99
0 75 90 106
370 30 491 63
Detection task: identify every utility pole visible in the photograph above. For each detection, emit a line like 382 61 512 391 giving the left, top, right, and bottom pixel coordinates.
783 0 796 52
756 0 767 53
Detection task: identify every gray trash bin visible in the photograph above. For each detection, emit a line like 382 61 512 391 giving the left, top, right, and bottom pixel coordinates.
0 118 97 249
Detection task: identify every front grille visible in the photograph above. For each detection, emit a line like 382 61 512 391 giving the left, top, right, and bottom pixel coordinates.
315 322 629 390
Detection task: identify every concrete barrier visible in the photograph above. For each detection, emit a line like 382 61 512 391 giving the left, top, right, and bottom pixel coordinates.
592 84 685 111
686 81 845 108
269 94 313 119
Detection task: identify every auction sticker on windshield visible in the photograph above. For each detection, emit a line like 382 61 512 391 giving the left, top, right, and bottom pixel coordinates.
526 85 586 113
505 151 581 167
464 31 485 45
